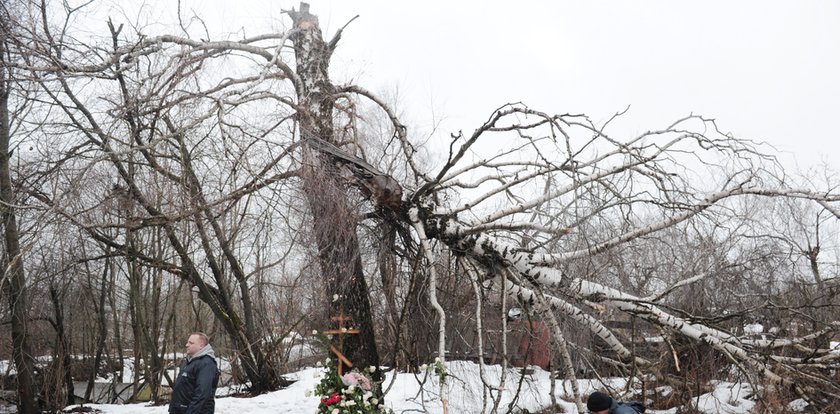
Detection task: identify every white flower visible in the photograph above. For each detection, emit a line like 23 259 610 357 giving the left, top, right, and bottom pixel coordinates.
312 329 319 335
364 391 373 400
331 409 339 414
332 294 340 302
369 365 377 373
345 400 356 406
341 327 348 333
434 357 441 363
371 398 379 405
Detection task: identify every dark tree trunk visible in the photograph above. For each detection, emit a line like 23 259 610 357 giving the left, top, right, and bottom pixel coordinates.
0 37 39 414
127 250 143 400
289 3 381 381
84 259 111 401
147 266 164 402
49 284 76 408
108 257 126 390
86 255 110 401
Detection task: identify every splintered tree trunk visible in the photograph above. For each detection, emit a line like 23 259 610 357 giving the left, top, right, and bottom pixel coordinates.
290 3 381 381
0 41 38 414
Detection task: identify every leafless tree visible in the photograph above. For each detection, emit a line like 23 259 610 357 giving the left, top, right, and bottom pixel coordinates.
0 2 39 412
2 1 839 412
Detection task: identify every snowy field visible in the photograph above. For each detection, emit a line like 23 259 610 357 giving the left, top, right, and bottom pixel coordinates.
5 340 839 413
60 359 817 414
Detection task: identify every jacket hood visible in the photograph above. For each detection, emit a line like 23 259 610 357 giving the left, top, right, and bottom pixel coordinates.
188 344 216 364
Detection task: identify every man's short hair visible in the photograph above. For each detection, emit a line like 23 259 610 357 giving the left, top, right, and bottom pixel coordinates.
190 332 210 346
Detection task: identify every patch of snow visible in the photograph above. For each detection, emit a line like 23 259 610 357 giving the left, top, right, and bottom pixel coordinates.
654 385 673 397
787 398 809 412
743 323 764 335
692 381 755 414
0 360 14 375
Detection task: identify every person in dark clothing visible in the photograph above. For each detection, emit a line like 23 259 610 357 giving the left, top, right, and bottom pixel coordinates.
586 391 644 414
169 332 219 414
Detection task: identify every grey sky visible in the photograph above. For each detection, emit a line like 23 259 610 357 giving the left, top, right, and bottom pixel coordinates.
117 0 840 171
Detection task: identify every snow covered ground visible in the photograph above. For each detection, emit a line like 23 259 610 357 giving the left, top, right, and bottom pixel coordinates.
60 360 814 414
4 344 831 413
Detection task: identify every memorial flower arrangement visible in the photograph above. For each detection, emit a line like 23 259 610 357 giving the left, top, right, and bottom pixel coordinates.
314 356 391 414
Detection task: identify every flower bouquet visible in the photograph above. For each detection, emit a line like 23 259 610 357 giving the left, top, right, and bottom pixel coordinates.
314 357 391 414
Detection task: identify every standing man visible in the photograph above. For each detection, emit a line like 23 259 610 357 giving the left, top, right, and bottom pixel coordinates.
169 332 219 414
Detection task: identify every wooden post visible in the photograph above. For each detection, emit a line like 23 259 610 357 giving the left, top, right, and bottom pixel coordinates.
323 314 360 376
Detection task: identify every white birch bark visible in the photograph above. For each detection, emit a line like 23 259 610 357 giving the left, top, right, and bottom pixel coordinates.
409 207 449 414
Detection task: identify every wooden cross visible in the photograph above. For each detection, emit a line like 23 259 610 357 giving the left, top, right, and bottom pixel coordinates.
322 314 360 376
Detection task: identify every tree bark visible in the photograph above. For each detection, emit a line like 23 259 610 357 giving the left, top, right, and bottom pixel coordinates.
0 37 38 414
86 255 110 401
289 3 381 381
49 283 76 409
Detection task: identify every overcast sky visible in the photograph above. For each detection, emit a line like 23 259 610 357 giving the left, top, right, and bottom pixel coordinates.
111 0 839 171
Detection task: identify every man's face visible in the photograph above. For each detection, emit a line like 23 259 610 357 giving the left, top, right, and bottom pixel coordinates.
185 334 205 357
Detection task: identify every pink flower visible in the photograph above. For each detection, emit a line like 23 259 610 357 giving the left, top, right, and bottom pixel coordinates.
341 371 372 391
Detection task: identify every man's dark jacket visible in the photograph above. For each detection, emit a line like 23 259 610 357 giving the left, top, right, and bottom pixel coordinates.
607 398 645 414
169 351 219 414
